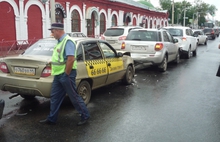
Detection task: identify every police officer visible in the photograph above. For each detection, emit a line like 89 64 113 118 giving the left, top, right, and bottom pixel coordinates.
40 23 90 125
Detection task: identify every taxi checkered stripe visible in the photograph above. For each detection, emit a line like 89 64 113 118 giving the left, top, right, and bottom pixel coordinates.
105 58 120 62
85 59 106 66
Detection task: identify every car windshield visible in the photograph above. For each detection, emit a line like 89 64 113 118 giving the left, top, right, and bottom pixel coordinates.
22 39 56 56
165 28 183 36
104 28 124 36
203 28 212 32
126 30 158 41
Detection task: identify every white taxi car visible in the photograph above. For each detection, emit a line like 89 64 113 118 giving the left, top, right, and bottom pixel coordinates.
0 37 135 104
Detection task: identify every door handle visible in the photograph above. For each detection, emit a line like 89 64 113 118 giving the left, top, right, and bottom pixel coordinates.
89 65 94 69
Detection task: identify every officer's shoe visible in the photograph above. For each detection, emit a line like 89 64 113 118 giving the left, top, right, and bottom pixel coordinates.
39 119 56 125
77 117 89 126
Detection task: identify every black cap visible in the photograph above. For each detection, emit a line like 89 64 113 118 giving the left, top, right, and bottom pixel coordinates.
48 23 64 30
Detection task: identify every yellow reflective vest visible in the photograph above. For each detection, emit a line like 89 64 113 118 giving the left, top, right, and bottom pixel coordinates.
51 35 77 75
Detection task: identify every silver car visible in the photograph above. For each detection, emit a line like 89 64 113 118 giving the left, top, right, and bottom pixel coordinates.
101 26 143 50
121 29 180 72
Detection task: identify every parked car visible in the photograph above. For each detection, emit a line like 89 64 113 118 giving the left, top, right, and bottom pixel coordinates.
0 37 135 104
162 26 197 59
203 28 216 40
121 28 180 72
101 26 143 50
192 29 208 45
67 32 87 37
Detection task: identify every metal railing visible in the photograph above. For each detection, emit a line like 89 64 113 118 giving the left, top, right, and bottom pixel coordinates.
0 38 39 57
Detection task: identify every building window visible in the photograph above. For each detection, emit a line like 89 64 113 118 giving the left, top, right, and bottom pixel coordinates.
112 15 117 26
71 10 80 32
100 13 105 35
55 8 64 23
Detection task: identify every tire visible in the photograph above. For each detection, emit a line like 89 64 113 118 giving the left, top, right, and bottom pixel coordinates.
158 56 167 72
174 50 180 64
186 47 191 59
204 39 207 45
20 94 36 100
123 65 134 85
77 80 91 105
193 47 197 57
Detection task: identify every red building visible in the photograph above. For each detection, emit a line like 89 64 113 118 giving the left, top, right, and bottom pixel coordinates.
0 0 168 45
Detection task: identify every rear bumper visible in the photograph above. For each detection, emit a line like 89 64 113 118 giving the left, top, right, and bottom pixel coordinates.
131 52 164 65
0 73 53 98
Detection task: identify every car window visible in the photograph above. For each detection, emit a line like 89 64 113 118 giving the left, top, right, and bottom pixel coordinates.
76 44 84 61
126 30 158 41
165 28 183 36
99 42 116 58
166 31 174 42
104 28 124 36
22 39 56 56
163 31 170 42
83 42 103 60
186 29 190 36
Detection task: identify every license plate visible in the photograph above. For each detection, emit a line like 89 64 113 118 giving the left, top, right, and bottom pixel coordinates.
14 67 36 76
132 46 147 50
107 40 115 44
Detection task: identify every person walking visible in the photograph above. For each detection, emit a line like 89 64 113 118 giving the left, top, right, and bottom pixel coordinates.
40 23 90 126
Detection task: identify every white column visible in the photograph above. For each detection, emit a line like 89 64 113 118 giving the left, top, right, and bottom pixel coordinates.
119 10 124 26
107 8 112 28
65 2 70 33
18 0 27 41
83 3 86 35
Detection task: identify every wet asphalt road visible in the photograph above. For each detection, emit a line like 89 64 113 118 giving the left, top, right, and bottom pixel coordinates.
1 38 220 142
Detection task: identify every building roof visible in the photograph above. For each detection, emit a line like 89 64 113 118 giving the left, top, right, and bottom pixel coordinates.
138 0 155 9
109 0 166 13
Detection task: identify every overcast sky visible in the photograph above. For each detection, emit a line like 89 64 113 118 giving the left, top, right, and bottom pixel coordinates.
134 0 220 21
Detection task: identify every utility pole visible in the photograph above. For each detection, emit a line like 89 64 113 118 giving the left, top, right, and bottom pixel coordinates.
172 0 174 26
183 8 186 26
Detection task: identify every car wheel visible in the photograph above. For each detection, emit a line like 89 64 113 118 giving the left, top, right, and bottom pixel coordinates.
20 94 36 100
123 65 134 85
204 39 207 45
158 56 167 72
77 80 91 105
193 47 197 57
174 50 180 64
186 47 191 59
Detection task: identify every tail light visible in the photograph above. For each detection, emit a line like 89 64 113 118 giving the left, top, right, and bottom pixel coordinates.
118 36 126 41
0 62 9 73
155 43 163 51
100 35 105 40
182 37 187 41
41 66 51 77
121 42 125 49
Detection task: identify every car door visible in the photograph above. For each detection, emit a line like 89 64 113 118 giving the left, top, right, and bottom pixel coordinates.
98 41 124 85
163 31 176 61
82 41 108 88
186 29 197 51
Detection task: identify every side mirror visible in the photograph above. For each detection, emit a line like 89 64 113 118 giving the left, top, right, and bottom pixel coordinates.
174 38 178 43
117 52 123 57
